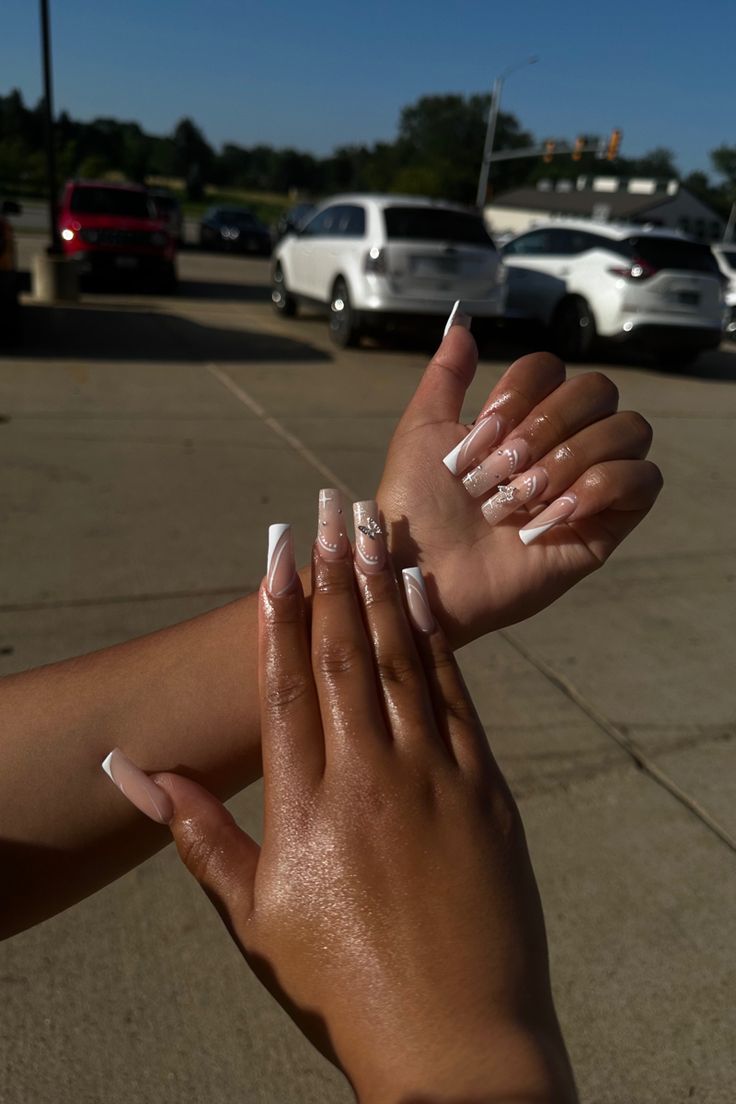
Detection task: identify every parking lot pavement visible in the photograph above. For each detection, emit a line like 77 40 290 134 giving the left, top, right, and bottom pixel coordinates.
1 238 735 1103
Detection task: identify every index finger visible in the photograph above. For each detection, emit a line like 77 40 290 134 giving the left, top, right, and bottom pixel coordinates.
259 524 324 822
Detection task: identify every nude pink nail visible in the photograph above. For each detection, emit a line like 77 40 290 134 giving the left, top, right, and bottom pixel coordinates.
317 488 348 560
443 300 472 338
402 567 434 633
101 748 173 825
353 500 386 575
462 438 532 499
267 523 296 596
519 493 578 545
481 466 549 527
442 413 505 476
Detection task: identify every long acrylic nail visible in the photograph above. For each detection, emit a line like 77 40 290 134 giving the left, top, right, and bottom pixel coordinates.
462 438 532 499
519 493 577 545
101 748 173 825
267 523 296 596
442 413 505 476
443 300 472 338
353 500 386 575
317 488 348 561
402 567 434 634
481 466 549 528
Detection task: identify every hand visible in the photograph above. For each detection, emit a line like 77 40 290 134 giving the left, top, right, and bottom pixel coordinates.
107 511 578 1103
377 320 662 646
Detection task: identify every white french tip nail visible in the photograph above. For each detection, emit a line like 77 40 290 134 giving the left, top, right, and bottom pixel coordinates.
442 438 465 474
519 520 556 546
443 300 472 338
267 523 289 565
101 751 115 780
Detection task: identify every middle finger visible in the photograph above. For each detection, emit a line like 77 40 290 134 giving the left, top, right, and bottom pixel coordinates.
460 372 619 499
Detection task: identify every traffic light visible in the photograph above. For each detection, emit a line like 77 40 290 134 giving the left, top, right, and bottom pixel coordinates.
543 140 556 164
606 129 622 160
572 136 586 161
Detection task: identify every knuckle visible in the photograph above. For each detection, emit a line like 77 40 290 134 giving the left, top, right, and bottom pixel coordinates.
265 670 313 711
623 410 654 451
376 651 421 688
588 371 619 409
177 826 222 884
486 782 523 845
314 637 363 678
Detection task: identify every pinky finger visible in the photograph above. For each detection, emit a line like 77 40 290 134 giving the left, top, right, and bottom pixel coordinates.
518 459 663 561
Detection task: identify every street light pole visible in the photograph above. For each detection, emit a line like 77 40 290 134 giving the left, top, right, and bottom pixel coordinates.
39 0 62 254
475 55 538 210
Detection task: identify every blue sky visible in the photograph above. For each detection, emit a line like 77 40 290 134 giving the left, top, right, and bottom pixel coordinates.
1 0 733 178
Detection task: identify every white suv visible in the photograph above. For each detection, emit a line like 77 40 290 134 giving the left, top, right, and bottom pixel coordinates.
502 219 724 364
271 193 507 346
711 244 736 338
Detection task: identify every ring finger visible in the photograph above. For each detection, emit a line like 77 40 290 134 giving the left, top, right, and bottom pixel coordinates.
460 372 620 499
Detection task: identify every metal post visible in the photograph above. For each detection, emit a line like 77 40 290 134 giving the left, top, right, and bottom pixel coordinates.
40 0 62 254
476 77 502 209
475 56 538 210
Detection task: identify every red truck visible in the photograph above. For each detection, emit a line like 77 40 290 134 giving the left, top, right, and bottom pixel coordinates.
58 180 177 290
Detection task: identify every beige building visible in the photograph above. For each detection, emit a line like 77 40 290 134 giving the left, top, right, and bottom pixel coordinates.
485 176 725 242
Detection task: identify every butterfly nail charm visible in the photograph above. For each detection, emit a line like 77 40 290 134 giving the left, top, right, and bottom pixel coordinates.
358 518 382 540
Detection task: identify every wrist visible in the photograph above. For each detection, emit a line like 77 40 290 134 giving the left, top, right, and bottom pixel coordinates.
351 1022 578 1104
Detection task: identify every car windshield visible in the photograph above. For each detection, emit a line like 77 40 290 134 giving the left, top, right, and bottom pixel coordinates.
383 206 495 248
624 236 720 275
151 196 178 212
70 187 152 218
218 210 257 226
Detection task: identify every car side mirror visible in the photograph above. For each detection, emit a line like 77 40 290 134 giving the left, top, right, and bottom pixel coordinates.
2 199 21 216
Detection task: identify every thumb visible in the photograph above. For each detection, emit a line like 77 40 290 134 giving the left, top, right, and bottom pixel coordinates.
152 771 260 926
401 317 478 430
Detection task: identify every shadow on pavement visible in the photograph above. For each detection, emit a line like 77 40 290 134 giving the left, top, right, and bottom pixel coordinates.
7 302 331 363
176 278 272 303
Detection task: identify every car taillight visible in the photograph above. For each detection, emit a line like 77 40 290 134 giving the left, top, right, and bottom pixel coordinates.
364 246 386 275
607 257 657 280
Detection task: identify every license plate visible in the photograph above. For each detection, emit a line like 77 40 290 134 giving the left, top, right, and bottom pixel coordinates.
675 290 700 305
115 256 138 269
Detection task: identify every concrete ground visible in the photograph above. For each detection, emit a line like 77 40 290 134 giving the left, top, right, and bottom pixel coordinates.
1 236 734 1103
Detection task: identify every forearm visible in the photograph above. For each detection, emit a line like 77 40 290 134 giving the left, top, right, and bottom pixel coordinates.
0 589 266 938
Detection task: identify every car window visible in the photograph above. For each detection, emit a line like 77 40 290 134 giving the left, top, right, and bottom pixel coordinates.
334 204 366 237
70 187 153 219
503 229 557 256
300 206 342 237
718 249 736 271
624 236 721 275
383 206 494 248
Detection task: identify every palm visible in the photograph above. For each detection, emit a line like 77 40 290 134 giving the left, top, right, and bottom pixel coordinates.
379 421 595 647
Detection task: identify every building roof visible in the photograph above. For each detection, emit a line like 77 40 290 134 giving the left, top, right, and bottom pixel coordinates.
489 185 670 220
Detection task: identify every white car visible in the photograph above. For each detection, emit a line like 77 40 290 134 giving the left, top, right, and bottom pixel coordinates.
271 193 507 346
501 219 724 364
711 243 736 338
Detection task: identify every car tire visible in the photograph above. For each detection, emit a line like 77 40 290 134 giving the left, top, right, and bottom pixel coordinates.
271 262 296 317
549 296 596 362
329 277 361 348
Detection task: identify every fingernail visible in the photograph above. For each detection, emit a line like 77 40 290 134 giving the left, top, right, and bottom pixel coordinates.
443 300 472 338
353 500 386 575
462 438 531 499
481 466 549 527
402 567 434 634
442 413 505 476
267 523 296 596
317 488 348 561
101 748 173 825
519 493 578 545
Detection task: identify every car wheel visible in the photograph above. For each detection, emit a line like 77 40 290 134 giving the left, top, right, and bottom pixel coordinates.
329 277 361 348
550 296 596 362
271 262 296 317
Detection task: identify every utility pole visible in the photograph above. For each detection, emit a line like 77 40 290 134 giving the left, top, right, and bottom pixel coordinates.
40 0 62 254
476 56 538 209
